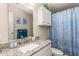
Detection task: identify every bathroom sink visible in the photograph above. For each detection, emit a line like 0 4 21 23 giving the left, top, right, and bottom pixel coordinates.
18 43 39 53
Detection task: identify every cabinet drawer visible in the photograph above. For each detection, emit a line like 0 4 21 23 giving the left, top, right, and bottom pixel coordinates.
33 44 52 56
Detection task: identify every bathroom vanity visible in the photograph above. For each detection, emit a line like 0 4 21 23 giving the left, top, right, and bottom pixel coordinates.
32 42 51 56
0 40 52 56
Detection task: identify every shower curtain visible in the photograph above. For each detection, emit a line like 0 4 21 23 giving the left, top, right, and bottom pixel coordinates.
49 7 79 56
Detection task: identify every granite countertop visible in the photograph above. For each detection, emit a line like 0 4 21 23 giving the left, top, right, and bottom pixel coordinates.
0 40 51 56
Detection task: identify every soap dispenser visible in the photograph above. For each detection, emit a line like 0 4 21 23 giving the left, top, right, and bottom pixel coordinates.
32 36 36 43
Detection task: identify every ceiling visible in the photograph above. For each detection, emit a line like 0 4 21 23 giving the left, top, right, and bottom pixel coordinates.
47 3 79 13
13 3 33 15
15 3 79 15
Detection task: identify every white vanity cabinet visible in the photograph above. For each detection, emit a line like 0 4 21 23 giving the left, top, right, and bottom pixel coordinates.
32 44 52 56
38 6 51 26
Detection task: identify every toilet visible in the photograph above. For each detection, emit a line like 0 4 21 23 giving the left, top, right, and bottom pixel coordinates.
52 48 64 56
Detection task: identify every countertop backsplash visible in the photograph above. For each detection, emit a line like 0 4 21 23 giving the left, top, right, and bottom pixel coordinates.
0 37 32 53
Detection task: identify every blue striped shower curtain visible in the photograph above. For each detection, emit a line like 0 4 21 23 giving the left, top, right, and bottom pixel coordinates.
48 7 79 56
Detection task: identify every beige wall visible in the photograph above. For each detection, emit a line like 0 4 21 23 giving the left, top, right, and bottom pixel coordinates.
33 5 49 40
0 4 33 44
0 4 9 44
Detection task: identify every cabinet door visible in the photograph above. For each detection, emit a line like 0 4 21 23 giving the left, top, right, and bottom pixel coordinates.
42 8 48 25
38 7 51 26
33 44 52 56
42 8 51 26
46 11 51 26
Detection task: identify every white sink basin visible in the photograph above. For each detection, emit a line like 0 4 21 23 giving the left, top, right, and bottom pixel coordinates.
18 43 39 53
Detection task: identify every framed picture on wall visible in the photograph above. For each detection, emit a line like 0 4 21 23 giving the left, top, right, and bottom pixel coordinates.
16 17 22 24
23 18 27 24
